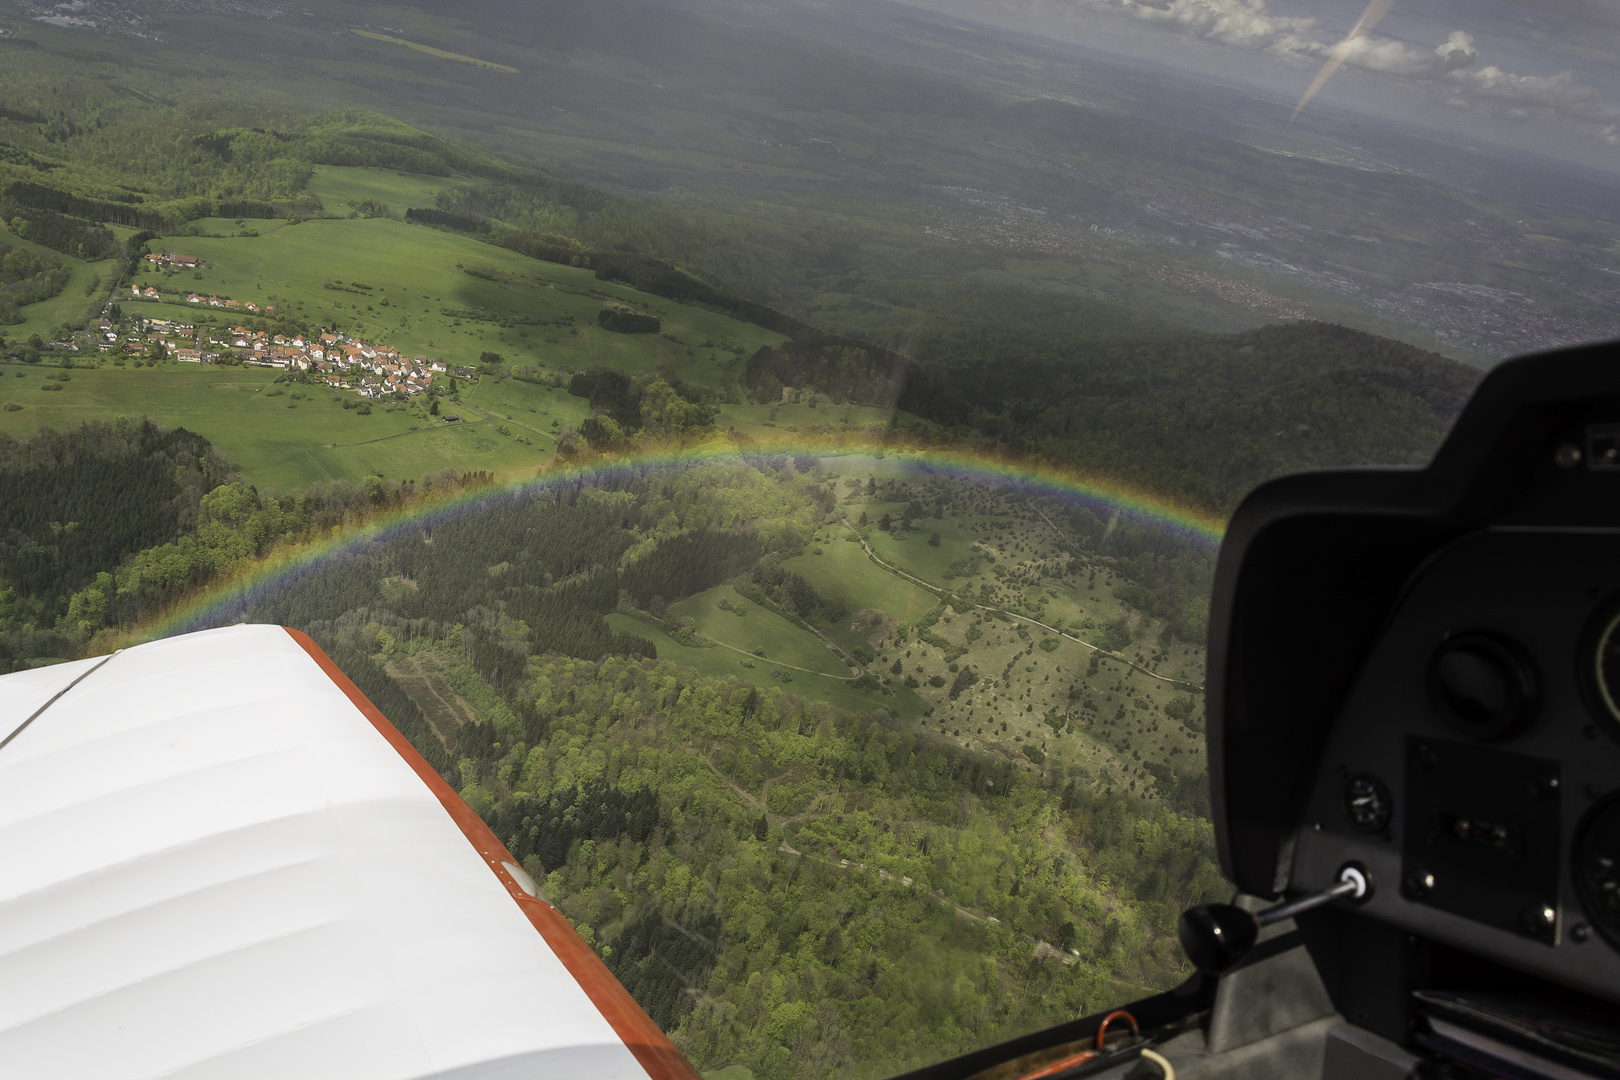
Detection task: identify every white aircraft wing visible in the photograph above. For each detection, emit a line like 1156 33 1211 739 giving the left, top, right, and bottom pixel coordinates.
0 624 699 1080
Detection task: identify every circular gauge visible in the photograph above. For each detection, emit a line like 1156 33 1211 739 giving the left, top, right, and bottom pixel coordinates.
1573 795 1620 951
1583 600 1620 729
1342 774 1392 834
1427 633 1538 741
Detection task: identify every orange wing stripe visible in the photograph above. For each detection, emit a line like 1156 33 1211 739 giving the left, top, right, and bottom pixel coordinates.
285 627 701 1080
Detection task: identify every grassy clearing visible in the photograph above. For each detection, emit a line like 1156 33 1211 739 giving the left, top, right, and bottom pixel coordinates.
670 584 846 674
767 472 1212 798
304 165 452 214
461 375 590 443
0 361 555 490
605 611 901 718
781 535 938 640
714 401 914 438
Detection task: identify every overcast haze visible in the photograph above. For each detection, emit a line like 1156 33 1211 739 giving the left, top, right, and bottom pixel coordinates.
888 0 1620 172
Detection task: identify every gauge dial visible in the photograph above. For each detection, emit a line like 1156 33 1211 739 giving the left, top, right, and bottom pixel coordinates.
1594 608 1620 723
1343 774 1392 834
1574 795 1620 951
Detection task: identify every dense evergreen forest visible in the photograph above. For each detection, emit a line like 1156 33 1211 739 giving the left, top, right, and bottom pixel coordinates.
0 420 233 665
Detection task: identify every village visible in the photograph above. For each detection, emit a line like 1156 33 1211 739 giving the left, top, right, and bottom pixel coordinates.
115 255 478 399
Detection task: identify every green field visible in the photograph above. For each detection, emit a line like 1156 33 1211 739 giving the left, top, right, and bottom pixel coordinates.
780 534 939 646
0 361 574 490
459 375 588 445
606 606 902 719
130 200 786 389
762 468 1211 794
304 165 454 214
670 584 848 674
713 401 917 437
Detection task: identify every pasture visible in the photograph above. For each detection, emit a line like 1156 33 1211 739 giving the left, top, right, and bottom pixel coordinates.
0 362 563 491
304 166 452 214
669 584 848 675
604 609 902 719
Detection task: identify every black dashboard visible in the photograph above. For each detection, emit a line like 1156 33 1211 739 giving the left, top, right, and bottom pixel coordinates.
1292 526 1620 1001
1208 340 1620 1017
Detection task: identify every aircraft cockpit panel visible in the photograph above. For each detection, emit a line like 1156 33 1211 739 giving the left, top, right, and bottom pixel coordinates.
1291 527 1620 1003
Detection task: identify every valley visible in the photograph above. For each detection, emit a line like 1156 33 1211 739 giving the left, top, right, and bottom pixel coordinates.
0 0 1607 1075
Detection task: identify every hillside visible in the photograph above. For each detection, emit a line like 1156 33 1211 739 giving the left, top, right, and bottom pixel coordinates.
0 417 1228 1080
0 13 1545 1077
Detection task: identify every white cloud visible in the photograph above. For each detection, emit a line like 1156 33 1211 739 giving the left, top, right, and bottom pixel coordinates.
1450 65 1619 124
1044 0 1615 137
1335 29 1476 76
1097 0 1319 54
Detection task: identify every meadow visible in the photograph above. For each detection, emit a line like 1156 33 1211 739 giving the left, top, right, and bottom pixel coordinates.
606 581 891 719
133 190 787 393
303 165 454 214
0 360 589 490
778 459 1209 801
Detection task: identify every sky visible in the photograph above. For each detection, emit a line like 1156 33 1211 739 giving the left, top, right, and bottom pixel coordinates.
888 0 1620 172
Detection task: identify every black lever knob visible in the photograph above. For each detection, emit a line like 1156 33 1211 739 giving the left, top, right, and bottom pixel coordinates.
1179 865 1368 975
1178 903 1259 976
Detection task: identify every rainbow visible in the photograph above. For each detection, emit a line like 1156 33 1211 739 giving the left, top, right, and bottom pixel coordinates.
120 433 1225 648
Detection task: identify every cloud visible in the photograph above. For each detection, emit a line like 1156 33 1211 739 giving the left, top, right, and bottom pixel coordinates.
1338 29 1476 76
1290 0 1394 123
1112 0 1319 53
1040 0 1616 136
1450 65 1619 124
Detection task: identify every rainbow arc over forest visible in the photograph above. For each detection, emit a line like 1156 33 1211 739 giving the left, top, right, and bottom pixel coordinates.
127 434 1226 647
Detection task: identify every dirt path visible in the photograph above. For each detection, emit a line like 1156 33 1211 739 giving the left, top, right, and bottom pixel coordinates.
834 513 1202 691
470 402 559 444
329 424 437 449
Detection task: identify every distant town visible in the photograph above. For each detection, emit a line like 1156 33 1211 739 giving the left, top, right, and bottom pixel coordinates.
109 253 477 398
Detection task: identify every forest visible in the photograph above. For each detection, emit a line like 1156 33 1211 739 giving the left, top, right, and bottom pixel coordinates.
0 413 1230 1078
298 618 1226 1080
0 419 233 659
743 320 1477 512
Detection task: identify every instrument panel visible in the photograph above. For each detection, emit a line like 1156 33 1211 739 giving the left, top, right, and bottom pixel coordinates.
1290 527 1620 1003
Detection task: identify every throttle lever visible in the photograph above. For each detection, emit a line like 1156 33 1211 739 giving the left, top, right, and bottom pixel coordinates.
1178 864 1369 975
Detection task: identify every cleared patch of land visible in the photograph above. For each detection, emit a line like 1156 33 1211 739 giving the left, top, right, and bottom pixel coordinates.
0 361 574 490
386 652 481 747
304 165 454 215
605 608 901 719
791 457 1209 800
670 583 849 675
